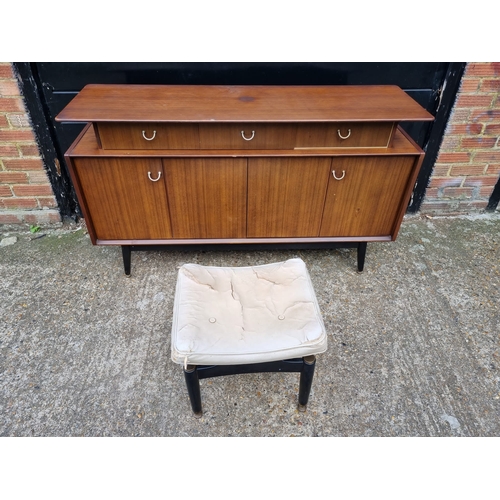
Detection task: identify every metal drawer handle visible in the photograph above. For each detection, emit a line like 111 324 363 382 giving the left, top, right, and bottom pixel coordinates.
337 129 351 140
142 130 157 141
332 170 346 181
241 130 255 141
148 171 162 182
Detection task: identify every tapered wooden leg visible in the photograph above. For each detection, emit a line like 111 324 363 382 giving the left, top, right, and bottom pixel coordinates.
357 242 367 272
298 355 316 412
121 245 131 276
183 365 203 418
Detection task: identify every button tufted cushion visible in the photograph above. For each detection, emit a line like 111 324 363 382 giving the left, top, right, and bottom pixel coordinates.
171 258 327 365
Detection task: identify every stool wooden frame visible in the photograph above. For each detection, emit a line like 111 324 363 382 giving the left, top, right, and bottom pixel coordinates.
183 355 317 418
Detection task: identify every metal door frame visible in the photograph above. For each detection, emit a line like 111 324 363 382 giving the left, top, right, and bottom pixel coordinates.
14 62 486 220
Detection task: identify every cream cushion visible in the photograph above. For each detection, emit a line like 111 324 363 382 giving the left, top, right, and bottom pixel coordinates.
171 258 327 365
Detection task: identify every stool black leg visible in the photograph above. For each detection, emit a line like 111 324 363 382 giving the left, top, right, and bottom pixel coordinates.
183 365 203 418
298 355 316 412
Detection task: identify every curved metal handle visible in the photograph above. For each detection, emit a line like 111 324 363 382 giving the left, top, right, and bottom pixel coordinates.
241 130 255 141
337 129 351 140
332 170 346 181
142 130 157 141
148 171 162 182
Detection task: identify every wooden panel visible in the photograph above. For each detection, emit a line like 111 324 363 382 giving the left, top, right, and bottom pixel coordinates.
164 158 247 238
55 85 435 123
73 157 173 240
97 122 199 149
295 122 394 148
199 124 296 149
247 157 331 237
320 156 416 237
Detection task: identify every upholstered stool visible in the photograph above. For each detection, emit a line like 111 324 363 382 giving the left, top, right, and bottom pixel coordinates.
171 258 327 417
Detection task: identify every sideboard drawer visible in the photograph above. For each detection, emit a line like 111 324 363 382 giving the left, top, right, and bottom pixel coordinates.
96 123 200 149
295 122 395 148
199 123 297 149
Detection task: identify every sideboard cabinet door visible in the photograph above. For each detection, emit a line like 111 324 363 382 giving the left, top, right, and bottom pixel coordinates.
319 155 417 237
73 157 173 240
247 157 331 237
163 158 247 239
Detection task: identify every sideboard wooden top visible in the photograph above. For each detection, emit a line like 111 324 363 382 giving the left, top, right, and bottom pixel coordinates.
56 84 434 123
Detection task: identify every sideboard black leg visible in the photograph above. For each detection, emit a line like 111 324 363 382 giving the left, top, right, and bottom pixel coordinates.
357 242 367 272
121 245 131 276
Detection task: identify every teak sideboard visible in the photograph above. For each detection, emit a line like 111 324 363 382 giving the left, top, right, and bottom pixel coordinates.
56 85 434 275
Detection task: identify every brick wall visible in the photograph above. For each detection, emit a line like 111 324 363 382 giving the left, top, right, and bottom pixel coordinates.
0 63 60 225
421 62 500 213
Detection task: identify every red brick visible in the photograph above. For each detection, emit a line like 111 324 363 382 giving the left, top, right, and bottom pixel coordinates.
0 98 25 113
24 214 39 224
424 187 439 198
460 137 497 149
431 164 451 176
0 114 8 128
470 109 500 123
486 164 500 175
0 81 20 96
449 108 471 122
493 95 500 109
12 184 53 197
19 144 40 157
439 136 460 150
429 177 464 188
448 123 483 135
480 185 496 197
420 201 460 211
7 113 30 128
437 152 471 163
27 171 49 183
455 95 495 108
442 187 474 198
463 175 499 187
0 129 35 142
462 200 489 210
48 212 62 223
450 164 487 176
0 185 13 197
460 78 481 92
466 63 500 76
0 144 19 156
3 158 44 171
37 197 57 208
0 172 29 183
0 64 14 79
25 211 61 224
484 124 500 136
480 79 500 92
2 197 38 209
474 152 500 162
0 213 22 224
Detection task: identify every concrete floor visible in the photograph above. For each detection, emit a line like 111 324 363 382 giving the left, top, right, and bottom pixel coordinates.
1 214 499 436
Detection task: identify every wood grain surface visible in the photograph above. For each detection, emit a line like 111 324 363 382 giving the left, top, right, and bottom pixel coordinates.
56 85 434 123
164 158 247 238
73 157 173 240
